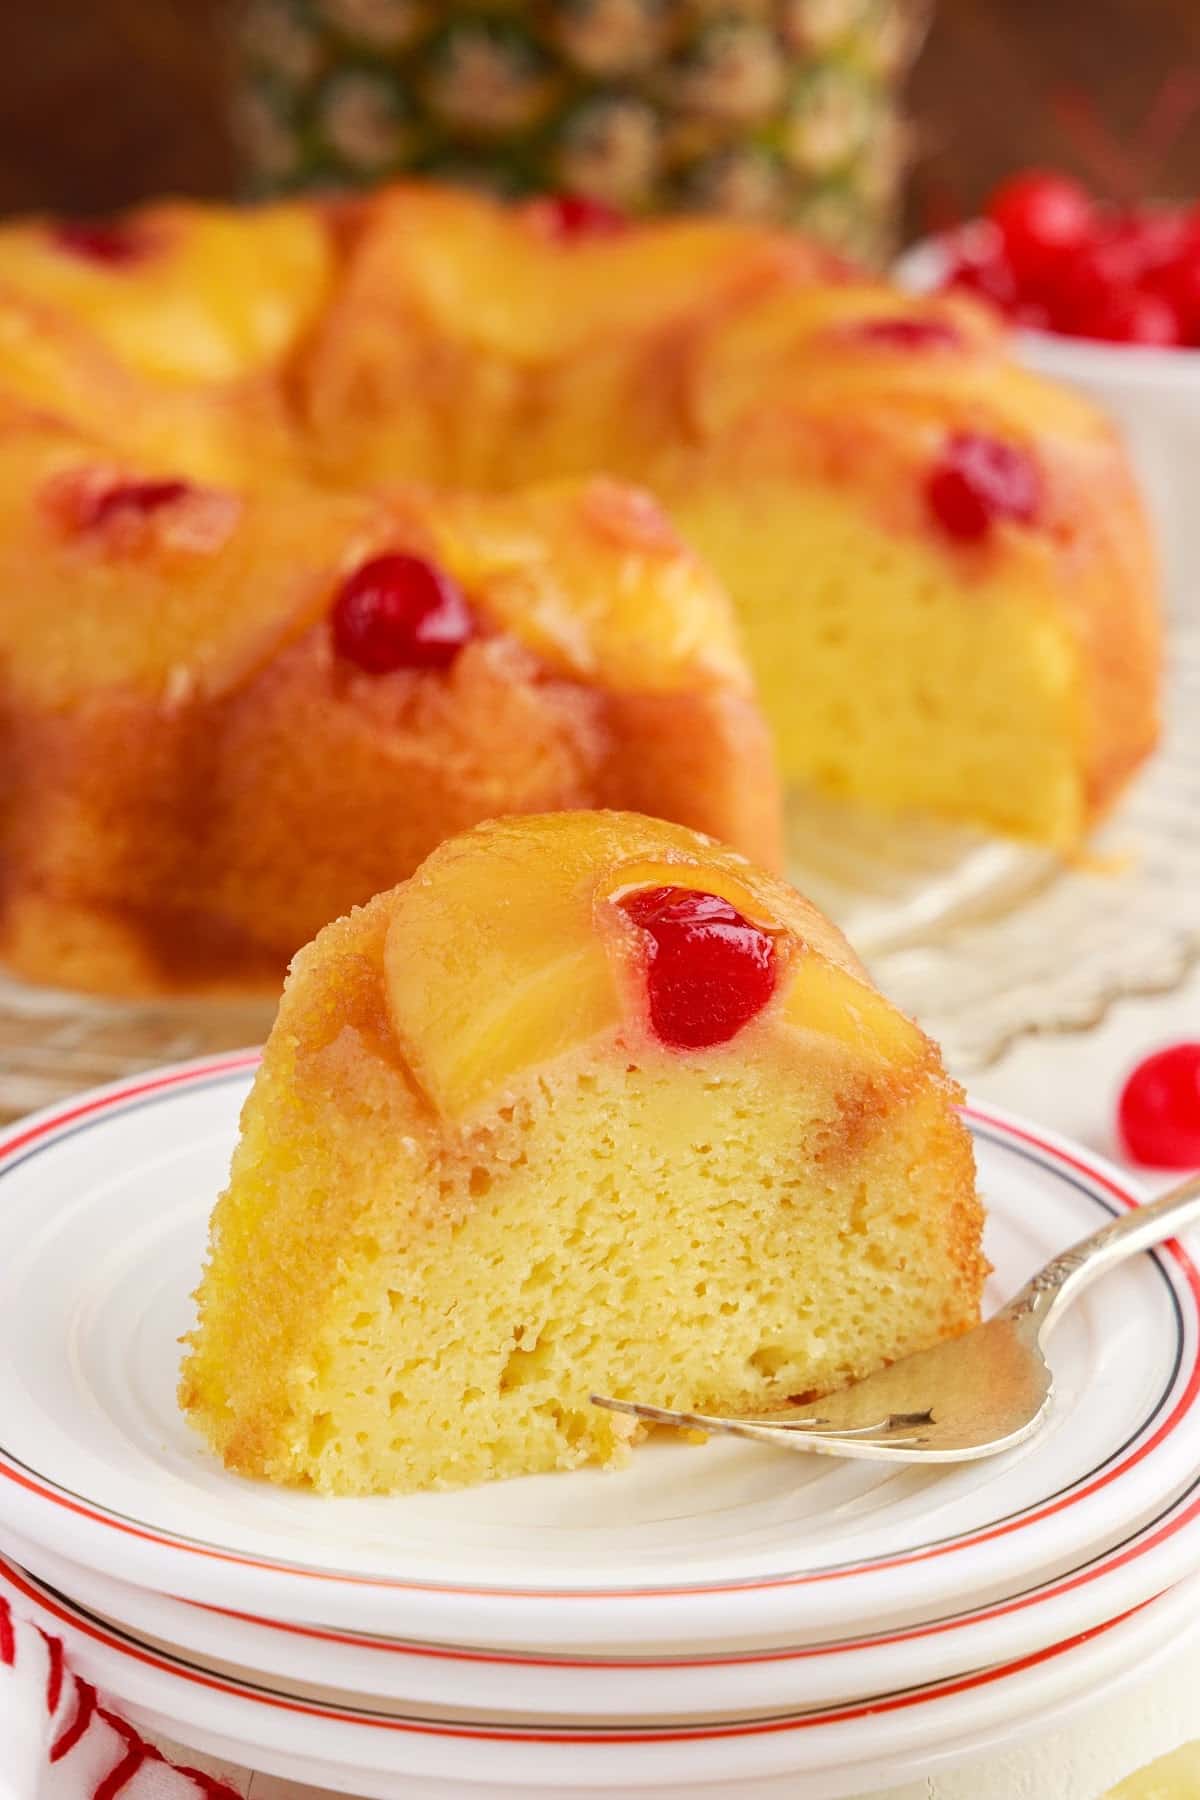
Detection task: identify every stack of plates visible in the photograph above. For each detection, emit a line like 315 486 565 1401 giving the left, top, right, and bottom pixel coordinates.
1 1055 1200 1798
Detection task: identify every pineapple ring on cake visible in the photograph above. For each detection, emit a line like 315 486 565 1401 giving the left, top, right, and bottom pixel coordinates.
0 182 1161 994
180 811 985 1496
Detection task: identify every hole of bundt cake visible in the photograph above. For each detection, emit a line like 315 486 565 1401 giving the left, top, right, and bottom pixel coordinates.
469 1165 493 1197
351 1311 375 1331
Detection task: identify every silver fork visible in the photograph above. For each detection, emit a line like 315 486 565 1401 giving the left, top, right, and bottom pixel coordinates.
591 1168 1200 1463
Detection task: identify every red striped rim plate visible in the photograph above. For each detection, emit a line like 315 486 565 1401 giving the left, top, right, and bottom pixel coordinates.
3 1552 1199 1795
0 1055 1195 1651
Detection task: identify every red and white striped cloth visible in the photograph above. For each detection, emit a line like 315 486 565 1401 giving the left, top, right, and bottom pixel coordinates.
0 1592 240 1800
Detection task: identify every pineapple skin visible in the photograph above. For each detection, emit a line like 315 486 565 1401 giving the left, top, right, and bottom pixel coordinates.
234 0 930 263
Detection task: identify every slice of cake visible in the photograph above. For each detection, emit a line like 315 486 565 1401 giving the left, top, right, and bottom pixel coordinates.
181 811 985 1495
0 419 778 993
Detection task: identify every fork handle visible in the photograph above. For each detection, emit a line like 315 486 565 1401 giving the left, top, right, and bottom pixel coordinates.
998 1167 1200 1337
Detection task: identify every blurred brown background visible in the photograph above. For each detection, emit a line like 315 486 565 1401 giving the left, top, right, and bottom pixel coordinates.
1 0 1198 234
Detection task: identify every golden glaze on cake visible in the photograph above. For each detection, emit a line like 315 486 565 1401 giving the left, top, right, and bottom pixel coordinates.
0 184 1160 991
181 812 985 1495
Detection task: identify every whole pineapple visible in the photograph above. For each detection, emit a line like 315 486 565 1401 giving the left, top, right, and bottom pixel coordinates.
235 0 929 262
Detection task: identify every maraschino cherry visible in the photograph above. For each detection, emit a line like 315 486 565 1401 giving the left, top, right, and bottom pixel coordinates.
52 219 146 267
939 168 1200 348
81 479 191 530
848 317 964 351
331 553 476 673
526 192 627 242
926 432 1042 543
620 887 777 1050
986 171 1096 287
1118 1045 1200 1169
1072 288 1182 347
1150 243 1200 339
941 225 1019 313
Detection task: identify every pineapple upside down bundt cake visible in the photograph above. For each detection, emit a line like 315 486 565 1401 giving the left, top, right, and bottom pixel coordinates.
0 185 1160 994
180 811 986 1496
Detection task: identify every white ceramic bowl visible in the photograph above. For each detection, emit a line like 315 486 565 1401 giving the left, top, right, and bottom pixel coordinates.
896 236 1200 612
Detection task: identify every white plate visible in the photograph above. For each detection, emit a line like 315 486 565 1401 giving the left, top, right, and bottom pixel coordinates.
0 1057 1197 1651
4 1552 1197 1798
13 1447 1200 1721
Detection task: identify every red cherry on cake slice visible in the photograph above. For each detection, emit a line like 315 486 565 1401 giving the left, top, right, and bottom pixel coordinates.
1119 1045 1200 1169
926 432 1042 543
620 886 777 1049
331 553 477 673
51 219 147 267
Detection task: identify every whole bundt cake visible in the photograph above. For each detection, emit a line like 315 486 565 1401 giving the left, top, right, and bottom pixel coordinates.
180 811 985 1496
0 184 1161 994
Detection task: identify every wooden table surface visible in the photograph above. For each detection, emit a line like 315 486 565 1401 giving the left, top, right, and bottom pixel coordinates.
0 0 1196 234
